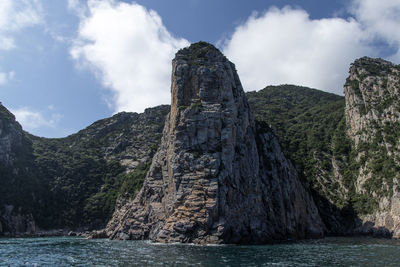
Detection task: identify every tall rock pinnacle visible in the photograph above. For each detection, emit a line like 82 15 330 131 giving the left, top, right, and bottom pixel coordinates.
102 42 324 243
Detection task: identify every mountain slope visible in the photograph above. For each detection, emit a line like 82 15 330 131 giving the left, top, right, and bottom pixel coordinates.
247 85 345 186
247 85 354 233
246 57 400 237
0 104 169 235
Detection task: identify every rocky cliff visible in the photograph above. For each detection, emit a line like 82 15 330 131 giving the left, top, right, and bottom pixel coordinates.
102 42 324 244
344 57 400 237
2 49 399 241
247 59 400 238
246 86 354 235
0 104 38 236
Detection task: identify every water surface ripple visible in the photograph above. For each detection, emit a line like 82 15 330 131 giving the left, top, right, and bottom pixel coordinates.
1 237 399 266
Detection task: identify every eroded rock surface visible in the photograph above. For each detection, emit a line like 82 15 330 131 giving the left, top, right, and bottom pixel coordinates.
102 42 324 244
344 57 400 237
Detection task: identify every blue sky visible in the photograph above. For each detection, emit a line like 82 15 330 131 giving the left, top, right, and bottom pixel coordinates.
0 0 399 138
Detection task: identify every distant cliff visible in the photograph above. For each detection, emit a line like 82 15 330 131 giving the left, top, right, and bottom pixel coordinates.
344 57 400 237
246 85 353 234
0 104 169 236
246 58 400 238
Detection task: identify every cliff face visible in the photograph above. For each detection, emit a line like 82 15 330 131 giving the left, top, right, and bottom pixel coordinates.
103 42 324 244
0 104 37 236
3 47 399 240
344 57 400 237
247 59 400 238
246 86 353 235
0 104 29 166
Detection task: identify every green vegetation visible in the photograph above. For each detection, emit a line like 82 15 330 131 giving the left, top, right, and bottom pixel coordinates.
247 84 345 184
345 78 361 97
179 102 203 111
0 104 16 123
0 106 44 234
247 85 352 212
0 105 168 232
30 136 127 228
180 41 221 59
354 58 392 76
1 74 399 234
82 162 150 227
190 102 203 109
177 41 224 67
246 84 391 218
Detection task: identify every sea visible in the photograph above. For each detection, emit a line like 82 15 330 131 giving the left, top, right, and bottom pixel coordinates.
0 236 399 266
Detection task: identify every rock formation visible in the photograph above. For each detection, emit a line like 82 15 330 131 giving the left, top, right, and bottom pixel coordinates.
344 57 400 237
246 58 400 239
102 42 324 244
2 46 400 241
0 104 37 236
0 104 27 166
246 85 354 235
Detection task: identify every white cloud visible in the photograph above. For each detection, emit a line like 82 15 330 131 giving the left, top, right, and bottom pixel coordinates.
0 37 15 50
222 1 400 95
351 0 400 62
70 0 189 113
0 0 43 50
68 0 82 11
222 6 373 94
70 0 400 108
67 0 88 19
11 107 62 132
0 71 15 85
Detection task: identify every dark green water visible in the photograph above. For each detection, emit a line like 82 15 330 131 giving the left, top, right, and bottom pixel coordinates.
1 237 399 266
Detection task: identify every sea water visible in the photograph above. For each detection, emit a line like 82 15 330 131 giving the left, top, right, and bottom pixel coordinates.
1 236 399 266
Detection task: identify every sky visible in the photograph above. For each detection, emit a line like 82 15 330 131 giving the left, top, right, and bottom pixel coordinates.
0 0 399 138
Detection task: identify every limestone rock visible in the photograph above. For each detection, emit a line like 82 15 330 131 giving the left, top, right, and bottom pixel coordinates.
344 57 400 237
103 42 325 244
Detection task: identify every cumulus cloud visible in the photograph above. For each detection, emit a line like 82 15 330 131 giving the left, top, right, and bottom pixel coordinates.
0 0 43 50
70 0 189 113
67 0 88 19
0 0 41 88
222 1 400 94
0 71 15 85
350 0 400 62
70 0 400 107
11 107 61 132
222 7 373 94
